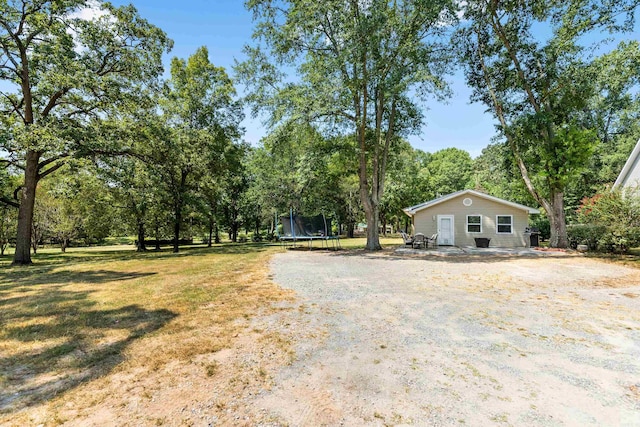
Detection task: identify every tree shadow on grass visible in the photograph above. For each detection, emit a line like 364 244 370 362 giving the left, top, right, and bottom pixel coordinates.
0 269 157 292
0 283 176 413
2 242 271 267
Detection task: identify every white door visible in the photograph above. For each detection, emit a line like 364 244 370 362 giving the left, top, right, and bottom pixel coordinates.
437 215 454 246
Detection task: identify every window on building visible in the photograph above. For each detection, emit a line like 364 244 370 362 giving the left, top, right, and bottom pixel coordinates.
497 215 513 234
466 215 482 233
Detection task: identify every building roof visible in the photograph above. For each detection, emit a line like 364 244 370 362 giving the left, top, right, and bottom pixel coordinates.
613 138 640 190
403 189 540 216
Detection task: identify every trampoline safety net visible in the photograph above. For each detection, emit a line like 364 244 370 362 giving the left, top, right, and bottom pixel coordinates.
280 214 330 237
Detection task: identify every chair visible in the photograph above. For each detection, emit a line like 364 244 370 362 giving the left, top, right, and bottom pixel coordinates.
427 233 438 248
412 233 426 249
400 231 414 247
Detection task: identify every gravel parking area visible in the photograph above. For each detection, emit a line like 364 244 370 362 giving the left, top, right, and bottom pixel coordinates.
252 251 640 426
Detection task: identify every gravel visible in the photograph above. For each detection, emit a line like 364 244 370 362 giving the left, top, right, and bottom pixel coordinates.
249 250 640 426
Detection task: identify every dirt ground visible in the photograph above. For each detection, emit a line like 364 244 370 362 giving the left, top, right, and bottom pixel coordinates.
5 250 640 426
245 251 640 426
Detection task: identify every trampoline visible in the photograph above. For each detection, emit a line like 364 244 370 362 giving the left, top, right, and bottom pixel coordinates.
277 211 341 250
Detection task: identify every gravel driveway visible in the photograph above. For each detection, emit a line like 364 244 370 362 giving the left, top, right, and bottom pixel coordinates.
252 251 640 426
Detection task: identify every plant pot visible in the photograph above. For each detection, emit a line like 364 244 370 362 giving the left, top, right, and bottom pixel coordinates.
474 238 491 248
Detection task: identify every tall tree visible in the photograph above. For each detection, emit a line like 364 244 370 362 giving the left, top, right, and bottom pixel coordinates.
157 46 243 252
241 0 456 250
0 0 171 264
457 0 639 247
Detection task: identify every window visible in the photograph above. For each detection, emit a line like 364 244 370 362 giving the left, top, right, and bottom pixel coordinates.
466 215 482 233
496 215 513 234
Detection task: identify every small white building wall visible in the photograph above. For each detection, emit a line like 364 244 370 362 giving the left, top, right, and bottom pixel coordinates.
412 194 530 247
619 155 640 191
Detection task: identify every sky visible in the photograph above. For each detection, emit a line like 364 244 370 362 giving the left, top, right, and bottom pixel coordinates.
105 0 497 158
106 0 633 158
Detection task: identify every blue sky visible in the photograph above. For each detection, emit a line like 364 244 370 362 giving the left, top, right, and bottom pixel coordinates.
108 0 635 158
108 0 497 157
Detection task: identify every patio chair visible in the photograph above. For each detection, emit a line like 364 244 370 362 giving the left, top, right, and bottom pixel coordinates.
400 231 414 247
412 233 426 249
427 233 438 248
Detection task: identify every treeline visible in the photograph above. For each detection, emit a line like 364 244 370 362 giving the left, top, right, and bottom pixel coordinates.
2 115 633 257
1 1 640 264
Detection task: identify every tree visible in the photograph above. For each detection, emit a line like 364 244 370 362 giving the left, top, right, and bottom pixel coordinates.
457 0 639 247
99 155 155 251
0 0 171 264
425 148 474 196
0 205 15 255
219 143 250 243
241 0 456 250
156 46 243 252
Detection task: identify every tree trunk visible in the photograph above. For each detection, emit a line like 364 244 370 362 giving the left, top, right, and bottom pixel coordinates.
13 150 40 265
363 203 381 250
61 238 68 253
173 205 181 253
137 221 147 252
214 222 220 244
155 221 161 250
347 222 354 238
208 216 213 247
548 190 568 248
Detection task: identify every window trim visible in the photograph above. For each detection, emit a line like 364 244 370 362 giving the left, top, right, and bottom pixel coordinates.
496 215 513 234
466 214 482 233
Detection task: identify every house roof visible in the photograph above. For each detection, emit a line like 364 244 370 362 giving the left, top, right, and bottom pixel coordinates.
402 189 540 216
613 138 640 190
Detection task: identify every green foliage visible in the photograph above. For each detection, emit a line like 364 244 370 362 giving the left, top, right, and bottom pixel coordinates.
241 0 458 250
573 191 640 253
566 224 607 250
426 148 474 195
597 227 640 254
529 216 551 241
152 46 243 250
456 0 639 247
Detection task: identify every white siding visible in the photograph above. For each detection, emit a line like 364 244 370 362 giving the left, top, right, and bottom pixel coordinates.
412 194 530 247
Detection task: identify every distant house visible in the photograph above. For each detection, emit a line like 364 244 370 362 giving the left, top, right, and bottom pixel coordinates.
613 138 640 191
403 189 539 248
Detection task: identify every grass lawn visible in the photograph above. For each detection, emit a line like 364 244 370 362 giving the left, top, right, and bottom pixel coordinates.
0 237 402 425
0 242 293 424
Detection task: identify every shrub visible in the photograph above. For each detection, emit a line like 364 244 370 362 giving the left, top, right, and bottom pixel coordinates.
572 190 640 253
567 224 607 250
530 216 550 241
597 226 640 254
238 234 248 243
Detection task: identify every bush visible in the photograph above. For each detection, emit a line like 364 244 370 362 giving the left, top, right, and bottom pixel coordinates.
238 234 248 243
597 226 640 254
572 190 640 254
530 216 550 241
567 224 607 250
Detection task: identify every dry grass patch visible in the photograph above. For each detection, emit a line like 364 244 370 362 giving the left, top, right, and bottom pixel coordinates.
0 243 292 425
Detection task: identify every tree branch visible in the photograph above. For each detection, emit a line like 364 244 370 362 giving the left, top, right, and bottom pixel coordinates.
0 158 26 170
41 87 70 118
0 196 19 208
38 153 69 170
37 161 66 180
